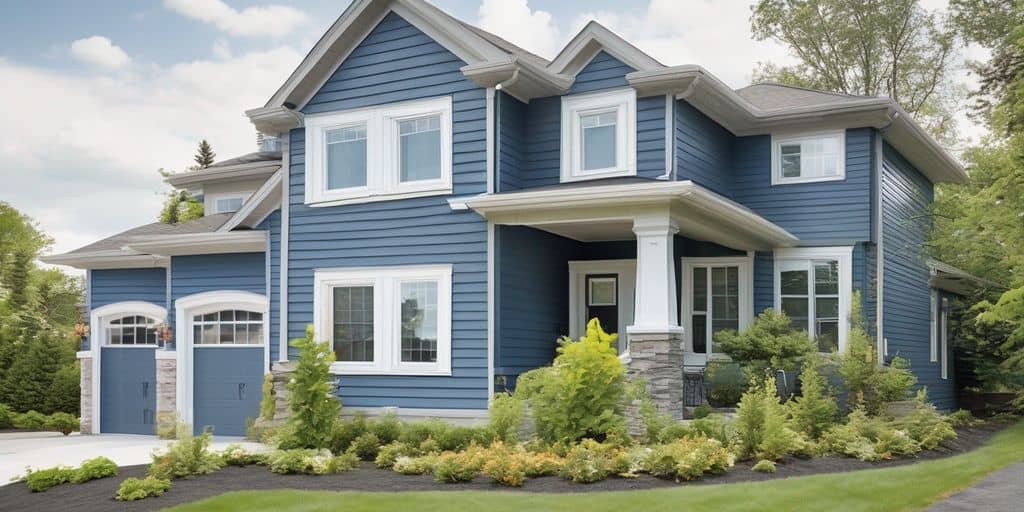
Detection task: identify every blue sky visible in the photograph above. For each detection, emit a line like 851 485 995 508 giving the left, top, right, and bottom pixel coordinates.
0 0 976 262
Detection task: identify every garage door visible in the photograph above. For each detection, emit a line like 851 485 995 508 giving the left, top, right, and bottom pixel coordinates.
191 309 264 436
100 347 157 435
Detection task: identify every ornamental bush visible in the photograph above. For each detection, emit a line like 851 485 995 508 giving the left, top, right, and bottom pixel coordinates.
148 426 224 480
432 447 487 483
70 456 118 484
0 403 12 428
483 453 526 487
267 449 358 475
516 319 626 444
115 476 171 501
488 392 524 443
558 439 619 483
258 373 275 421
348 432 381 461
370 413 403 444
220 444 267 466
393 454 438 475
46 412 78 436
787 355 839 439
375 442 416 469
287 326 340 450
895 390 957 449
821 408 922 461
25 467 74 492
838 296 917 414
714 309 816 376
13 410 47 430
752 459 776 473
736 375 799 460
644 437 733 481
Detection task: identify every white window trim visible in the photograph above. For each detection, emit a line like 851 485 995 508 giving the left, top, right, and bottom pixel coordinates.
587 276 618 307
305 96 453 207
771 130 846 185
560 88 637 183
208 192 252 214
680 255 754 363
773 246 853 353
930 289 939 362
940 297 949 380
568 259 636 356
314 265 453 376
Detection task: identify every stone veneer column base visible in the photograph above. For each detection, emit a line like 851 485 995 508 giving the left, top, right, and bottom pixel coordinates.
78 355 93 434
155 352 177 434
252 361 297 430
627 332 684 422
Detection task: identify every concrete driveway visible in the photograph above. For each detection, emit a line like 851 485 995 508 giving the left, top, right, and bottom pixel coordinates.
0 431 264 485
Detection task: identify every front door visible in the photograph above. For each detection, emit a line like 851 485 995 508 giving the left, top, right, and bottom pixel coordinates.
569 260 635 354
585 274 618 336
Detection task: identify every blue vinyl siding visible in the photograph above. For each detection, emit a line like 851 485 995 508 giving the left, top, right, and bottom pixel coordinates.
263 211 282 362
637 96 667 177
169 253 267 332
497 91 526 192
732 128 873 242
675 100 734 196
88 268 167 351
567 51 632 94
517 96 560 189
880 143 952 408
292 12 489 410
753 251 774 314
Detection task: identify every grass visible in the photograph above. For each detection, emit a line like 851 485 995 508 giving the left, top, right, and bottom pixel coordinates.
170 421 1024 512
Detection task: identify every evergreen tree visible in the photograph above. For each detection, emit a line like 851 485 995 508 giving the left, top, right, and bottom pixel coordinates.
194 139 216 168
0 334 64 413
45 362 80 415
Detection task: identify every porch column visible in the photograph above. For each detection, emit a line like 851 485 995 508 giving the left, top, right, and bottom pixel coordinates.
627 213 684 421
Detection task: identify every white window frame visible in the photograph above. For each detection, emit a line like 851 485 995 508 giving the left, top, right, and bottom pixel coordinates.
209 193 251 214
771 130 846 185
930 289 939 362
681 256 754 361
567 260 636 355
773 246 853 353
305 96 453 207
314 265 453 376
560 88 637 182
940 297 949 380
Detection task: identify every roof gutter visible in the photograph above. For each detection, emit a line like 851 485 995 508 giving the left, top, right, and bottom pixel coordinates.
122 231 269 257
41 250 169 270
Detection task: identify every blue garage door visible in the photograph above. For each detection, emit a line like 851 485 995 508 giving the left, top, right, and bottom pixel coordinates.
193 347 263 436
100 347 157 434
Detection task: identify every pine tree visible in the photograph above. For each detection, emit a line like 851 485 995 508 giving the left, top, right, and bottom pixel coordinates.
45 362 80 415
194 139 216 168
0 334 63 413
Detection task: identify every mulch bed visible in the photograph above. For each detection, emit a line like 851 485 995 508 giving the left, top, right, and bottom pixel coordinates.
0 421 1008 512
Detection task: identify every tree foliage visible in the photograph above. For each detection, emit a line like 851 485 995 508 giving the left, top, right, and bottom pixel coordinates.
750 0 960 142
287 326 341 450
158 190 204 225
194 139 216 169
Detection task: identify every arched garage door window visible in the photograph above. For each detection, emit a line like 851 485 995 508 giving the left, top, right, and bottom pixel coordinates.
192 310 264 345
106 315 161 345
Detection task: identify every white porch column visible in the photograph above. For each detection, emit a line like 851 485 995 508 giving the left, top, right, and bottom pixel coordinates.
628 212 681 335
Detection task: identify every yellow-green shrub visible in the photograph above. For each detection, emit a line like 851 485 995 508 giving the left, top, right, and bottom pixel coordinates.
558 439 620 483
752 459 776 473
115 476 171 501
736 375 798 460
643 437 733 481
787 355 839 438
895 390 957 449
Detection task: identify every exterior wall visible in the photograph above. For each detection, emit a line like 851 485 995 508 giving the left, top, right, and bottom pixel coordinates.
201 178 266 213
675 99 734 196
497 91 526 192
880 142 952 408
732 128 874 242
290 12 489 410
169 252 266 330
88 268 167 350
262 211 282 362
567 51 632 94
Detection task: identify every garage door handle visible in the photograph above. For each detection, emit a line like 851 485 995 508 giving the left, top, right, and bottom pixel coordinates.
238 383 246 401
142 382 149 399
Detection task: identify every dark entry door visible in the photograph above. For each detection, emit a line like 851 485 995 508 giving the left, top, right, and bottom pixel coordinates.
585 274 618 335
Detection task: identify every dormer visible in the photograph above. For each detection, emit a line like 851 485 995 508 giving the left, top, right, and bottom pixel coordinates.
164 151 282 216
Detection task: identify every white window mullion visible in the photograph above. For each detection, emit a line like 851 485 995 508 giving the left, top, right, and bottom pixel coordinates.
704 269 713 356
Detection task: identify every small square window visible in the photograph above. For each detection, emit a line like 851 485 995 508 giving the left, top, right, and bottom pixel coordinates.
587 277 617 306
561 89 636 182
772 132 845 184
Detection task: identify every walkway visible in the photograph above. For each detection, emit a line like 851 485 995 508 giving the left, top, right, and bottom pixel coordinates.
928 462 1024 511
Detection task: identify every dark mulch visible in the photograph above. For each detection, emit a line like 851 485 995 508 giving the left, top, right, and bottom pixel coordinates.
0 422 1008 512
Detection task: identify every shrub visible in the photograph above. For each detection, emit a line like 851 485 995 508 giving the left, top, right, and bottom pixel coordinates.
393 454 438 475
689 414 735 446
14 410 47 430
838 298 917 414
398 418 443 447
25 467 74 492
46 412 79 436
148 426 224 480
71 456 118 484
714 309 815 376
370 413 403 444
329 414 368 454
693 403 713 419
821 408 924 461
705 361 747 406
947 409 979 428
287 326 341 450
516 319 626 444
348 432 382 461
220 444 267 466
736 375 798 460
483 455 526 487
752 459 776 473
657 421 693 443
0 403 12 428
558 439 619 483
488 393 524 442
268 449 358 475
436 425 493 452
787 356 839 439
432 449 485 483
259 373 276 421
519 451 563 477
644 437 733 481
895 390 957 449
418 438 441 454
375 442 415 469
115 476 171 501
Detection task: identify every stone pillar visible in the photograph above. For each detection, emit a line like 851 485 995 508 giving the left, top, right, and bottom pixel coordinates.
628 332 685 420
78 354 93 434
155 351 178 434
252 361 297 430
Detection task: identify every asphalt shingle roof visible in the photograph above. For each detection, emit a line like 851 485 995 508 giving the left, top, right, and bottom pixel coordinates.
66 213 234 255
735 83 880 112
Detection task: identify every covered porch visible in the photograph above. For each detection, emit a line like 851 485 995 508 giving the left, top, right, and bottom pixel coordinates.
462 179 798 418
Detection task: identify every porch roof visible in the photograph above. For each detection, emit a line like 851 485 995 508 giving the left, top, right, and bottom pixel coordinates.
458 179 799 250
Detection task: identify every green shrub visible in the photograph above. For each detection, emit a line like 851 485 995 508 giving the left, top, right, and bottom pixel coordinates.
348 432 381 461
14 410 47 430
259 373 276 421
287 326 341 450
689 414 735 446
821 408 924 461
418 438 441 454
643 437 733 481
895 390 957 449
558 439 618 483
488 393 524 442
46 412 79 435
705 360 747 406
787 356 839 439
520 451 563 477
397 418 443 446
220 444 267 466
736 375 798 460
115 476 171 501
693 403 713 419
947 409 979 428
714 309 816 376
370 413 403 444
516 319 626 444
752 459 776 473
267 449 358 475
0 403 12 428
838 298 917 415
148 426 224 480
657 421 693 443
375 442 415 469
432 450 483 483
71 457 118 484
483 453 526 487
393 454 438 475
329 415 368 454
25 467 74 492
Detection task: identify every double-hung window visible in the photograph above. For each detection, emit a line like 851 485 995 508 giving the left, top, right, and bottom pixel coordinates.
774 247 853 353
561 88 636 182
771 131 845 184
682 257 753 357
314 265 452 375
305 96 453 206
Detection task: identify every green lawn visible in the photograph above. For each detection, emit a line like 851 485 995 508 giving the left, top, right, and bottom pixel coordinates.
171 421 1024 512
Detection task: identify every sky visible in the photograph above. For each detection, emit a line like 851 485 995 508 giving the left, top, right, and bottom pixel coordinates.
0 0 985 263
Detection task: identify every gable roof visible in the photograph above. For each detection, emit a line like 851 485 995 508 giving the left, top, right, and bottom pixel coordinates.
165 151 281 188
549 21 663 77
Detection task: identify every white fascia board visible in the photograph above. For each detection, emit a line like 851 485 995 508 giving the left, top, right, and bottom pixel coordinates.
123 231 268 256
220 170 283 232
549 21 664 76
164 162 281 188
40 251 169 270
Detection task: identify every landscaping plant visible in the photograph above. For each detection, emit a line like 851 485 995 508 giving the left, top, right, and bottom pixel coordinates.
220 444 268 466
46 411 78 435
714 309 816 377
13 410 47 430
644 437 733 482
370 412 403 444
488 392 524 442
752 459 777 473
786 355 839 438
268 449 358 475
374 441 416 469
348 431 382 461
838 296 917 415
895 390 957 449
558 439 620 483
115 476 171 501
148 425 224 480
259 373 275 421
70 456 118 483
287 326 340 450
24 466 74 492
735 374 800 460
0 402 12 428
516 318 626 444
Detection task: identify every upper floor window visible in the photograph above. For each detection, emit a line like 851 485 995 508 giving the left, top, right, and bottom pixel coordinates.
213 195 247 214
771 131 845 185
305 96 453 206
774 247 852 353
561 88 636 182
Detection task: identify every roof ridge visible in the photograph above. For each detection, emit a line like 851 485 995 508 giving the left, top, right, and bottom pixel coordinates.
417 0 551 65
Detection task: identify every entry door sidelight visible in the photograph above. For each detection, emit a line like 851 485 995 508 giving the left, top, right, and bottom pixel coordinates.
585 274 619 336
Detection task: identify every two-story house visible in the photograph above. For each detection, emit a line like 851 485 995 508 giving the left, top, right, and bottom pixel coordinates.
44 0 979 436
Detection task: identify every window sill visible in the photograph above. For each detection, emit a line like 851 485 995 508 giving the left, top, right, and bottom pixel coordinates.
561 167 637 184
306 186 453 208
329 363 452 377
771 174 846 186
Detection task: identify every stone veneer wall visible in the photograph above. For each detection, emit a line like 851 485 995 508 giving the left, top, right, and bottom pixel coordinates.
155 354 177 432
627 332 684 421
79 356 93 434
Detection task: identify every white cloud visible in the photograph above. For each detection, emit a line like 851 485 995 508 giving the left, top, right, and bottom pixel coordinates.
163 0 308 38
70 36 131 70
0 45 302 258
478 0 561 59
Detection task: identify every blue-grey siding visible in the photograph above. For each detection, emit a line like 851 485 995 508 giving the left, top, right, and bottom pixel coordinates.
292 12 489 410
567 51 632 94
169 252 266 339
193 346 264 436
100 347 156 435
732 128 873 242
262 211 282 362
88 268 167 350
497 91 526 192
675 100 734 196
881 143 952 408
637 96 666 178
753 251 774 315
